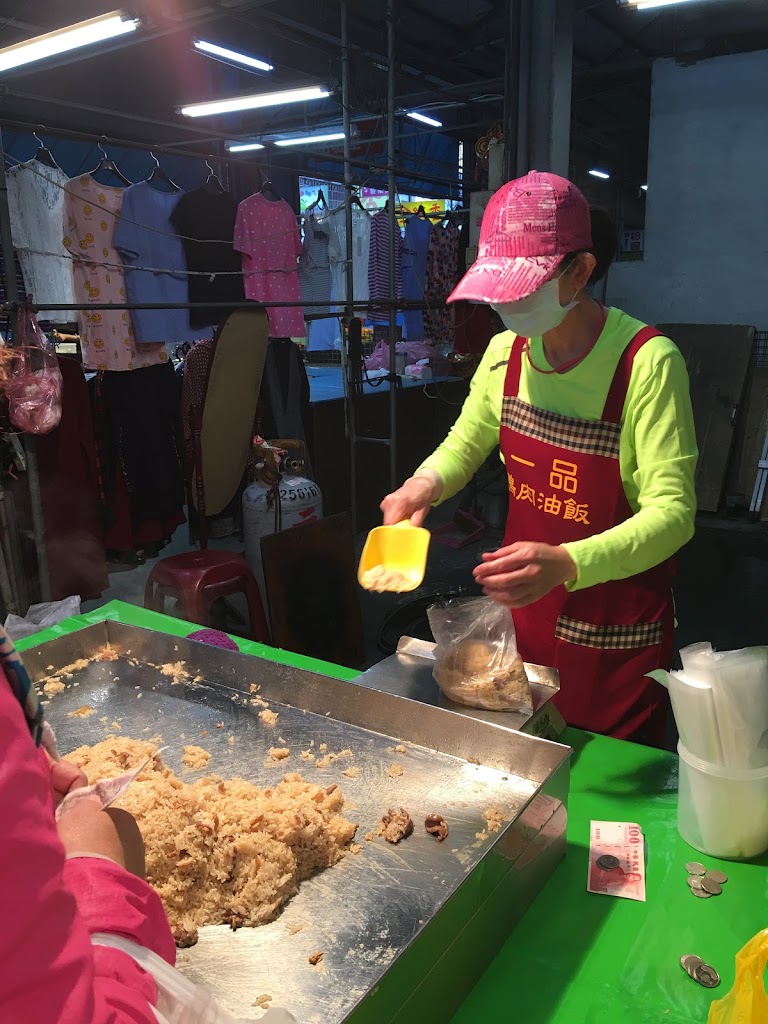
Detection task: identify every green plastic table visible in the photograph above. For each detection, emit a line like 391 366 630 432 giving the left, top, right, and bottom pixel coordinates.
20 601 767 1024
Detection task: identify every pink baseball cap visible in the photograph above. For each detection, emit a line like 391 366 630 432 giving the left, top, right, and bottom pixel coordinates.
447 171 592 305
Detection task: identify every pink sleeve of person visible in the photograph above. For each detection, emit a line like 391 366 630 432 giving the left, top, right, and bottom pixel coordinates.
0 667 176 1024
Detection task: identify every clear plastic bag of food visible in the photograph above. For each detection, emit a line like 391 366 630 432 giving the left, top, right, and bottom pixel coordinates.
427 596 533 712
5 303 63 435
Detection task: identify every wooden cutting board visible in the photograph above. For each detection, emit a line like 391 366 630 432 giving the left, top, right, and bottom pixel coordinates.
260 513 365 668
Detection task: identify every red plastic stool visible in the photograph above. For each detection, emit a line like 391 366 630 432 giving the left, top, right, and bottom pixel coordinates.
144 551 270 644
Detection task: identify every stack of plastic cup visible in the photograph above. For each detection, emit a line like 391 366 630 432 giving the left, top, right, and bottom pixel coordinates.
652 643 768 859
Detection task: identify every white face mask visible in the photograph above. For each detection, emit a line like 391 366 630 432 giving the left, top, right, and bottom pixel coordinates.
492 278 579 338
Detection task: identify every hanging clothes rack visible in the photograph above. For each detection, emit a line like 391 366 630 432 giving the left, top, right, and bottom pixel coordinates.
0 0 469 597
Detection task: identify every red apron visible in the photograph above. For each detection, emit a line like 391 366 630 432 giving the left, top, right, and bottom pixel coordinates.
500 328 673 746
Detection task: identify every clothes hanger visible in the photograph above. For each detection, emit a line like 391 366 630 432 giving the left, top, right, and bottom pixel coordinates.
145 150 180 192
32 127 58 170
89 137 132 186
257 168 281 202
352 192 370 215
204 156 225 193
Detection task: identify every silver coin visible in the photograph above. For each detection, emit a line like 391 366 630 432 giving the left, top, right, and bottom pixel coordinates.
596 854 620 871
687 875 705 890
701 877 722 896
691 887 712 898
706 869 728 885
685 861 707 875
680 954 703 974
694 963 721 989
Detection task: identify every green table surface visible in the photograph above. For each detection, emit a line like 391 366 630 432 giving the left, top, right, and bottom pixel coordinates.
20 601 768 1023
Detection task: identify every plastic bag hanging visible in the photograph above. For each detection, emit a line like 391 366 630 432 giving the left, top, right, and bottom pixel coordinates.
5 299 63 435
707 928 768 1023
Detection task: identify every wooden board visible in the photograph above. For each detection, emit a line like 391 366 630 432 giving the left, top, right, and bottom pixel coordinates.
725 366 768 509
260 512 365 668
659 324 755 513
198 307 269 515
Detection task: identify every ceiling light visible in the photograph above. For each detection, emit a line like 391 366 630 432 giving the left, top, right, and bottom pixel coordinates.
227 141 266 152
0 10 140 73
274 132 345 147
589 169 611 180
623 0 699 9
180 85 330 118
641 184 648 191
193 40 273 73
406 111 443 128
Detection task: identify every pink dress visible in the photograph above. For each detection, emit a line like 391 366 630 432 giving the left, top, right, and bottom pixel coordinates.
234 192 305 338
0 667 175 1023
63 175 168 371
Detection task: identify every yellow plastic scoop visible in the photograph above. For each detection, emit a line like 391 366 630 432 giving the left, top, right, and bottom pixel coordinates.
358 521 430 593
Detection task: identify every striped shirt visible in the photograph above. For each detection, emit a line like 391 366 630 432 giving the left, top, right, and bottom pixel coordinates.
367 210 403 324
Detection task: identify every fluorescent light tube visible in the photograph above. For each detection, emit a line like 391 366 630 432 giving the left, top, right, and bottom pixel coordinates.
274 132 345 147
406 111 443 128
589 169 611 180
625 0 698 8
180 85 330 118
0 11 140 73
193 40 273 73
227 141 266 152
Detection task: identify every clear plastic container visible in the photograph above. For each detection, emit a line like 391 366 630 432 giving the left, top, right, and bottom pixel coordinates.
678 742 768 860
91 933 295 1023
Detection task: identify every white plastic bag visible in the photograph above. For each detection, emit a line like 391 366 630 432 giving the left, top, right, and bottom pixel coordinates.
427 596 533 712
91 934 296 1024
4 595 81 640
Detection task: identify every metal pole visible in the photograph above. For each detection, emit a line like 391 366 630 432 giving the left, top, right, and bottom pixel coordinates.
341 0 358 531
387 0 399 493
0 127 51 604
1 102 467 191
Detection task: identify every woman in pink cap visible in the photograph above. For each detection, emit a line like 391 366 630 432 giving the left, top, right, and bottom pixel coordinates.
382 171 697 746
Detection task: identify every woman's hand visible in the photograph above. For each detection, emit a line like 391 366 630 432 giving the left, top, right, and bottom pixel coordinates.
473 541 577 608
46 751 87 809
58 802 147 878
380 474 439 527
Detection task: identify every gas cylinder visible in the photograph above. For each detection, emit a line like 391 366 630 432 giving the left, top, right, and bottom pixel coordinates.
243 439 323 605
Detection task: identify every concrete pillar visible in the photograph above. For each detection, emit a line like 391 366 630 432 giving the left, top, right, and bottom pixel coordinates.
504 0 573 181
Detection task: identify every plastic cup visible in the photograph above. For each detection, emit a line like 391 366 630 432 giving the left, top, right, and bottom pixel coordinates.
677 742 768 860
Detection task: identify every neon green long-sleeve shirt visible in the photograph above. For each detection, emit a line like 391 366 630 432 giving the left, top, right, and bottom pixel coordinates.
417 307 698 592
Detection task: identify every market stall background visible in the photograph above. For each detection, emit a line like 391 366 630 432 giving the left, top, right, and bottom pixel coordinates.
1 0 768 623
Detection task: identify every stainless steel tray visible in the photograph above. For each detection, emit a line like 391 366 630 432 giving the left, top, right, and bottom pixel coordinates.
357 636 565 741
26 621 570 1024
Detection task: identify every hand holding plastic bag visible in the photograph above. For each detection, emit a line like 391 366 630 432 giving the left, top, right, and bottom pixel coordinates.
427 596 532 712
92 933 297 1023
6 301 62 435
707 928 768 1024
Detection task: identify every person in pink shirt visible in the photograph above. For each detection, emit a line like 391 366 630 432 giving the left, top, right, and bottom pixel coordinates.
1 618 297 1024
0 625 176 1024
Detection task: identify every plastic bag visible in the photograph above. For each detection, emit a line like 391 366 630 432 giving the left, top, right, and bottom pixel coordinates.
5 304 63 434
91 933 297 1023
364 339 435 371
427 596 533 712
4 595 81 640
707 928 768 1023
